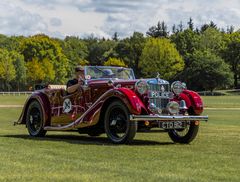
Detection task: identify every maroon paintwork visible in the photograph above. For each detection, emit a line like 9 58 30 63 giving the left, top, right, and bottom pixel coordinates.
17 67 207 140
17 79 147 130
18 79 203 129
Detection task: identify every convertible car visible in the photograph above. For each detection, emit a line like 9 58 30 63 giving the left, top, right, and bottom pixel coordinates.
16 66 208 144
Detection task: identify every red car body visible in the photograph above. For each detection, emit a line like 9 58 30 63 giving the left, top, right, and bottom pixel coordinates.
17 66 208 144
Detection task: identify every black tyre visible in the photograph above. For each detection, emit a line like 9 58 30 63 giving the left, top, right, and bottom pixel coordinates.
26 101 47 137
168 110 199 144
104 100 137 144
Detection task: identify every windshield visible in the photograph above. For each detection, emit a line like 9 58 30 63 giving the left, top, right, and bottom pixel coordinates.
85 66 135 80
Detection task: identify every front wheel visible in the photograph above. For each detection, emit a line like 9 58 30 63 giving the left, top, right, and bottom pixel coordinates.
168 121 199 144
26 101 47 137
104 100 137 144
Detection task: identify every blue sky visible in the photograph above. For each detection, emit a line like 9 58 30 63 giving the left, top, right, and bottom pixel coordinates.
0 0 239 38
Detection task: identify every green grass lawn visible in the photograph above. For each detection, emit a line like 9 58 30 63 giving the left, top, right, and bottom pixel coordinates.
0 96 239 181
0 95 29 105
202 96 240 108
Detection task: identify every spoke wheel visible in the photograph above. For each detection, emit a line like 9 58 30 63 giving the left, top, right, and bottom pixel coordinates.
104 100 137 144
26 101 47 137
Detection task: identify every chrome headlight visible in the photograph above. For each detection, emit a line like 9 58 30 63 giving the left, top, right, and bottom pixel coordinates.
135 80 148 95
171 81 184 95
166 101 180 114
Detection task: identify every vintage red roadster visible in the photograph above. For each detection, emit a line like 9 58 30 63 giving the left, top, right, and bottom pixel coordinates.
16 66 208 144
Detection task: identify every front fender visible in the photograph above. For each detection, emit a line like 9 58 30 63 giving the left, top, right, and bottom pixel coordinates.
80 88 146 124
179 90 204 115
17 91 51 125
116 87 147 114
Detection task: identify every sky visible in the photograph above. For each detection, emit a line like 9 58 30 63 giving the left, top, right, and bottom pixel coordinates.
0 0 240 39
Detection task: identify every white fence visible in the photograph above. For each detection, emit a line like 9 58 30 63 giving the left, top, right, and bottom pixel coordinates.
0 91 33 96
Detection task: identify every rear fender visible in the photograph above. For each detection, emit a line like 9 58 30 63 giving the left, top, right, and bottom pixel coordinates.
17 92 51 126
179 90 204 115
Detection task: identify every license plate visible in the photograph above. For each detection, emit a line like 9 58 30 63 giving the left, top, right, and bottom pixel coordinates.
159 121 186 129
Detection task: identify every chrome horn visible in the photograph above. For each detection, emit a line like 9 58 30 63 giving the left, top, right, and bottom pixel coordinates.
179 100 188 110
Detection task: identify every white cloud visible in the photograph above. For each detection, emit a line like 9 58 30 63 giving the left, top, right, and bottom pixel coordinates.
50 18 62 27
1 0 240 38
0 1 49 36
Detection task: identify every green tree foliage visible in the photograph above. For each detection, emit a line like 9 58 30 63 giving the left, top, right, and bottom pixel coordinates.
222 32 240 88
0 18 239 91
10 51 26 91
0 49 16 91
104 57 126 67
20 34 69 84
139 38 184 79
26 58 55 84
42 58 55 83
112 32 119 41
200 21 218 33
115 32 145 77
171 29 199 66
62 36 88 66
187 17 194 31
185 50 233 91
87 40 117 65
26 58 45 83
147 21 169 38
198 28 225 54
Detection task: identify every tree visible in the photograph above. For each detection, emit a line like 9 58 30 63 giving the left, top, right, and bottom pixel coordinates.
87 40 117 65
10 51 26 91
26 58 45 84
178 21 184 32
20 34 69 84
115 32 145 77
104 57 126 67
139 38 184 79
227 26 234 34
201 21 218 33
0 49 16 91
147 21 169 38
42 58 55 83
198 27 225 55
187 17 194 31
63 36 89 65
222 32 240 88
112 32 119 41
185 50 233 91
171 29 200 67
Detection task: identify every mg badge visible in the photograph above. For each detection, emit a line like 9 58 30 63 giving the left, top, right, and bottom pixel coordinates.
63 99 72 113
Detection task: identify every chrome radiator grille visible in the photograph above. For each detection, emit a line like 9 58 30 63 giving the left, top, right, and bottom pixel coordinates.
148 83 170 109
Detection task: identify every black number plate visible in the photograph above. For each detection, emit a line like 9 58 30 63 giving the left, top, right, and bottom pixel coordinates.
159 121 186 129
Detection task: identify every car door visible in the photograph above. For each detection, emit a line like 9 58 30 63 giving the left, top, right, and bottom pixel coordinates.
50 87 86 126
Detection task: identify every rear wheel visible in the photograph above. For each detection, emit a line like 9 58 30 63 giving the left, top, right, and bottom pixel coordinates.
168 110 199 144
26 101 47 137
104 100 137 144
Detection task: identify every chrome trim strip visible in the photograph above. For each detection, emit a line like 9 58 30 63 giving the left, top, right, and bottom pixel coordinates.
130 115 208 121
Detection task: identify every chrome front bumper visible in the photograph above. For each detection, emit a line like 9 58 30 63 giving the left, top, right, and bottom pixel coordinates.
130 115 208 121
